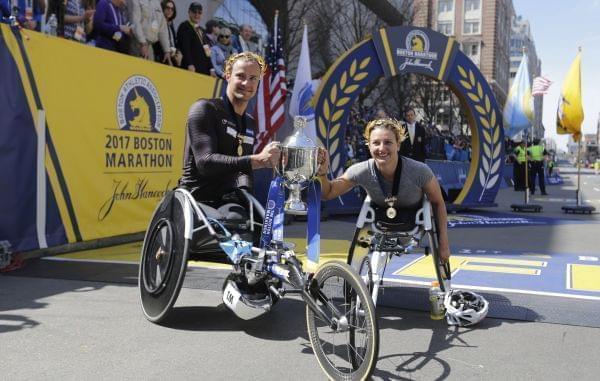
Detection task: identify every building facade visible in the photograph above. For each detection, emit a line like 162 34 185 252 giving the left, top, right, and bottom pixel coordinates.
413 0 514 108
510 15 543 139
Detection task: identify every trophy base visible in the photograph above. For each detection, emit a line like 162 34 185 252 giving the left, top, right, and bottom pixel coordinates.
284 200 308 215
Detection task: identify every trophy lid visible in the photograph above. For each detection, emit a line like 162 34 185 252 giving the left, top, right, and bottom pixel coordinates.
282 116 317 149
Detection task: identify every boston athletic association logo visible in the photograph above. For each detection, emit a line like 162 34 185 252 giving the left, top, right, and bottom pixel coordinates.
117 75 163 132
396 29 439 72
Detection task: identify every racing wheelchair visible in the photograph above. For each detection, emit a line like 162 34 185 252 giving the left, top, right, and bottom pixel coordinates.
139 187 379 380
347 195 452 307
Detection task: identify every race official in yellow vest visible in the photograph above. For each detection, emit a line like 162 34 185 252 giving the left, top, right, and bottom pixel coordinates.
527 138 549 195
512 140 527 191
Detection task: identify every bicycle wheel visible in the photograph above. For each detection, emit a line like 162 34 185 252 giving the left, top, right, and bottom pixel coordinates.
306 261 379 381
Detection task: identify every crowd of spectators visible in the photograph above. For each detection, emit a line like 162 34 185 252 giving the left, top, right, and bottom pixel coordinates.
1 0 262 77
342 104 472 169
1 0 474 165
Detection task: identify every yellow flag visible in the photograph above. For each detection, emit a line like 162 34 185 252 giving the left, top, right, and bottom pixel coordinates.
556 51 584 141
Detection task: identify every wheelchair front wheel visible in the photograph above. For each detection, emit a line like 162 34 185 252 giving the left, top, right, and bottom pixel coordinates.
306 261 379 381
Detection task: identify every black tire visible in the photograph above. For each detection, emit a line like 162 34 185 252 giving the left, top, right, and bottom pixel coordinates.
139 191 190 323
357 255 373 296
306 261 379 381
427 214 450 292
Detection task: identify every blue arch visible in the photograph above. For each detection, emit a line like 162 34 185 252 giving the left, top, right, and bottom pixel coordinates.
313 26 504 207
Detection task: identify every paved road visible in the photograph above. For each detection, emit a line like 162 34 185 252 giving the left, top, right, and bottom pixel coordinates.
2 167 600 380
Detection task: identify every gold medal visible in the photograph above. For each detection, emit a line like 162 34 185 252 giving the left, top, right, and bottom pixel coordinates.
386 207 397 219
237 137 243 156
384 196 397 219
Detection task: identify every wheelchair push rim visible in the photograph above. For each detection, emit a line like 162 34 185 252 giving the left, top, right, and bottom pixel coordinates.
306 261 379 381
139 191 191 323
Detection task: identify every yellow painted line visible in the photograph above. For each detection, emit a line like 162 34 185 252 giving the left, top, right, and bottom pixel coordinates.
55 239 356 270
59 242 142 262
394 255 463 279
461 264 540 275
395 255 545 278
464 257 546 267
569 264 600 292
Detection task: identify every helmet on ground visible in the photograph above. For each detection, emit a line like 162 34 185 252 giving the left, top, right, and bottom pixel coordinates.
444 289 489 326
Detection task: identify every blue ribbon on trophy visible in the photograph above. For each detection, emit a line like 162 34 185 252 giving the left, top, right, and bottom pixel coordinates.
260 176 285 248
260 116 322 271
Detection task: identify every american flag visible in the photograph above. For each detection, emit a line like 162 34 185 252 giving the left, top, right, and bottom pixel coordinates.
532 75 553 96
254 12 287 153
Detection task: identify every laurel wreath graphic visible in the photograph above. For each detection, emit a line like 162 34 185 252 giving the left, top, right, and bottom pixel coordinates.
318 57 371 175
457 66 502 200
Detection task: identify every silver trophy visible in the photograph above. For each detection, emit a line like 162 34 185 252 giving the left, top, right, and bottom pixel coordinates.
276 116 319 215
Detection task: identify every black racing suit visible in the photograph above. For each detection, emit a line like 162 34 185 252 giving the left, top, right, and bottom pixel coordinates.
179 96 257 203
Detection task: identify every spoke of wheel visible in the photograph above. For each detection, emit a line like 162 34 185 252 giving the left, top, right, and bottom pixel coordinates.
155 263 162 285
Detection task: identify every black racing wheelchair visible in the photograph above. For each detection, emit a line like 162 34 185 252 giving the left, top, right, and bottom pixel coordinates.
139 187 379 380
347 195 452 307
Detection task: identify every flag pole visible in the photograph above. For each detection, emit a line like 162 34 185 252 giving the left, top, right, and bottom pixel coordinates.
575 138 582 206
273 10 279 142
524 130 530 204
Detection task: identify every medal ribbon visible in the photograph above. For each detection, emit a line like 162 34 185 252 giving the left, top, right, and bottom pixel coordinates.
305 180 321 272
374 157 403 211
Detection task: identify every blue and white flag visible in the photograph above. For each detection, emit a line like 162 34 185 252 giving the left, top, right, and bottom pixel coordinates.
503 53 533 139
289 24 318 142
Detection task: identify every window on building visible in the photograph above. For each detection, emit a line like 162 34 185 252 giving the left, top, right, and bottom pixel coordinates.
462 42 480 65
463 42 479 56
464 0 480 12
438 0 453 13
464 20 480 34
437 21 454 35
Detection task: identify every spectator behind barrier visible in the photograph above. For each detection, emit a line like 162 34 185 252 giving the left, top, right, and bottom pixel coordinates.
176 2 214 75
204 18 220 46
210 27 237 78
93 0 131 53
130 0 170 63
1 0 10 20
234 23 261 54
153 0 180 65
63 0 95 43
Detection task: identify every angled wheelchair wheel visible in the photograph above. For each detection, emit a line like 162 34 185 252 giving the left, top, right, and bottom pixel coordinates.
427 214 450 292
306 261 379 381
357 255 373 295
139 190 191 323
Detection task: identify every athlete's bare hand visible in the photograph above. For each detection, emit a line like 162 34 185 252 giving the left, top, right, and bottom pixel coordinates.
251 141 280 169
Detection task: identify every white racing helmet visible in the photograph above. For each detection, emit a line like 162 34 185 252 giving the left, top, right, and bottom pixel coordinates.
444 289 489 326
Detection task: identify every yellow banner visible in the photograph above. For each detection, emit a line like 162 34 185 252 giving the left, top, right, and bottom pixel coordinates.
19 29 217 242
556 51 583 141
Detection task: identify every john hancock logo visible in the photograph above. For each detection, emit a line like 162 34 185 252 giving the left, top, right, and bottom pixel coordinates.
117 75 163 132
397 29 438 72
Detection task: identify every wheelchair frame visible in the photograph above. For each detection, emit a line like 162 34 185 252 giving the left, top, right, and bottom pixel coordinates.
347 195 452 306
138 187 379 380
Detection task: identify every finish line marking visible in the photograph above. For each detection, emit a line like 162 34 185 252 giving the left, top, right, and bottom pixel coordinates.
381 277 600 301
